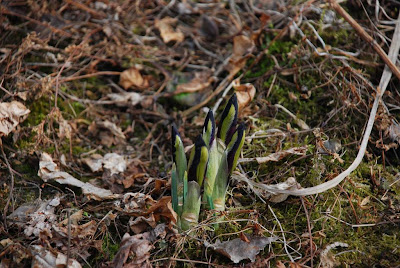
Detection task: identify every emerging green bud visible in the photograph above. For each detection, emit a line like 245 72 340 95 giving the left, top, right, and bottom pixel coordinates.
171 125 187 181
187 135 209 187
202 110 216 148
203 139 225 209
226 123 246 174
217 94 238 145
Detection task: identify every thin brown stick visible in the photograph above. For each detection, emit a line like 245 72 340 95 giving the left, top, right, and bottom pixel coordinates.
2 139 15 227
59 71 122 83
328 0 400 80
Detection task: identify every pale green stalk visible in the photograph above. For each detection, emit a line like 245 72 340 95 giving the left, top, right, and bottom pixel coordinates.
203 139 225 209
171 163 178 213
211 151 229 211
180 181 201 230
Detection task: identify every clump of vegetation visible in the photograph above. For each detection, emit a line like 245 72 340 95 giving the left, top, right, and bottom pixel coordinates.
171 94 245 230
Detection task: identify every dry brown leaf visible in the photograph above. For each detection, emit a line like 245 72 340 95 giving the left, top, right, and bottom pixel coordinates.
0 101 30 137
276 260 286 268
88 120 126 147
112 224 166 268
145 196 177 224
360 196 371 209
119 67 149 90
70 220 97 239
96 120 126 140
233 35 254 58
155 17 184 44
112 233 152 268
227 57 248 77
205 236 277 263
233 79 256 111
225 35 254 76
115 192 156 214
129 214 157 234
59 209 83 225
38 152 120 200
175 71 213 94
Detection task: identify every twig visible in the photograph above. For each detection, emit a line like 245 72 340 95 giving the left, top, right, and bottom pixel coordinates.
1 139 15 227
328 0 400 80
275 104 310 130
59 71 121 83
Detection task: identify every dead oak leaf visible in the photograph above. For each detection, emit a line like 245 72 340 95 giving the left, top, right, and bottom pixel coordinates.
226 35 254 76
145 196 177 224
232 35 254 59
112 224 166 268
119 67 149 90
155 17 184 44
233 79 256 112
129 214 156 234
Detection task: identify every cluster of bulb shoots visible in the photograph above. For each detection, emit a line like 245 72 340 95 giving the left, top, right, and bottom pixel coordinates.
171 94 245 230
